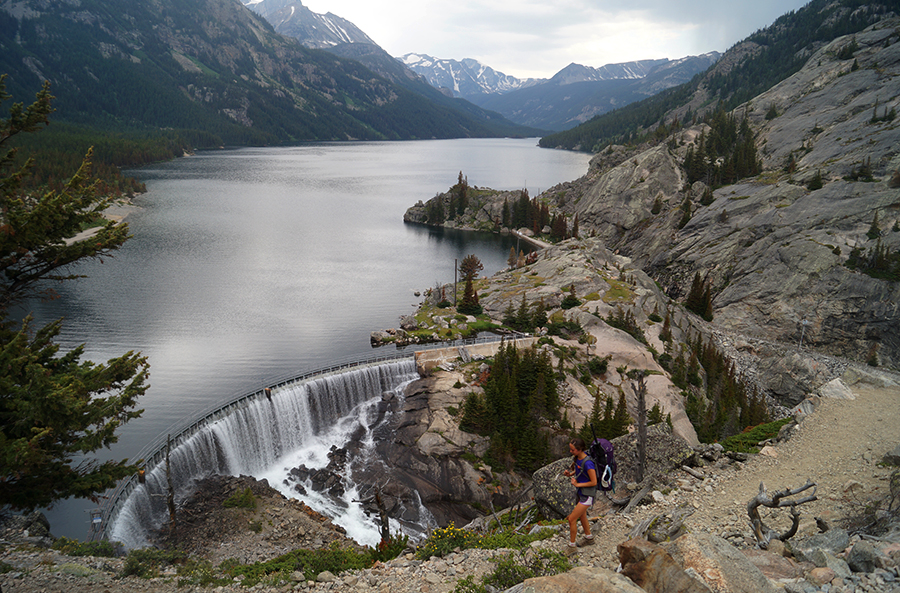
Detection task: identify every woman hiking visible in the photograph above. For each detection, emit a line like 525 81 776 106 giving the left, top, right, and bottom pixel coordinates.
562 437 597 552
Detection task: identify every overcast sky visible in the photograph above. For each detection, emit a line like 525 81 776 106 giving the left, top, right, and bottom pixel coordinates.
299 0 812 79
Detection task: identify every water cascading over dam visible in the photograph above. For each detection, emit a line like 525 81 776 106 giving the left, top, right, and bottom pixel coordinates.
107 358 420 549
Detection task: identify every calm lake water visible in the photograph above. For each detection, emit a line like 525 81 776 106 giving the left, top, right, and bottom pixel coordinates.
27 137 591 539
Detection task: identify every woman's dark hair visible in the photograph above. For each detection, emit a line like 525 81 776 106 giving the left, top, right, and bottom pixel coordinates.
570 437 586 453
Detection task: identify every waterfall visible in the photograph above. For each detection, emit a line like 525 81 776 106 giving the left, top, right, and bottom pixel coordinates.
108 359 419 549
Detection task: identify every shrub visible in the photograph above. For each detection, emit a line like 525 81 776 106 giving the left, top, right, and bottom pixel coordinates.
807 170 823 191
223 544 373 586
223 488 257 509
52 536 117 557
416 523 477 559
587 356 609 376
560 287 581 310
370 532 409 563
177 558 231 588
720 418 792 453
452 549 570 593
122 548 188 578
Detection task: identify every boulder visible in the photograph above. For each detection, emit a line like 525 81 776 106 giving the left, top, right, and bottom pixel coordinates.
399 315 419 331
816 378 855 400
804 549 851 578
0 511 53 546
758 352 822 407
788 528 850 564
847 540 892 573
883 443 900 466
618 538 713 593
739 549 805 580
532 457 575 520
664 532 779 593
522 566 646 592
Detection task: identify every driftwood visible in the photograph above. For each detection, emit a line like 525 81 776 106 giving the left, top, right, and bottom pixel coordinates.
748 480 817 549
681 465 704 480
629 506 695 542
621 483 654 515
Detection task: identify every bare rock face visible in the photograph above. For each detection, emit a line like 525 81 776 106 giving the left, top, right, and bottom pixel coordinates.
664 532 779 593
572 144 686 248
546 20 900 368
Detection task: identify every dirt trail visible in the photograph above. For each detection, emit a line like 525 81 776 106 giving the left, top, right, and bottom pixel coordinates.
580 369 900 569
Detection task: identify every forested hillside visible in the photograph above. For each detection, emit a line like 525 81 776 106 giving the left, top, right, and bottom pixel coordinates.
0 0 535 180
540 0 900 151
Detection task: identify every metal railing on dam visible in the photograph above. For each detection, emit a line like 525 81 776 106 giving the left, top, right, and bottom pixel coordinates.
95 334 516 541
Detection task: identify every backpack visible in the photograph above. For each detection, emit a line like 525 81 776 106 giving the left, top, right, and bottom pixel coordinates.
588 437 616 491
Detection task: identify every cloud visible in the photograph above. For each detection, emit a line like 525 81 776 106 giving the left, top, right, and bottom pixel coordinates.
301 0 810 78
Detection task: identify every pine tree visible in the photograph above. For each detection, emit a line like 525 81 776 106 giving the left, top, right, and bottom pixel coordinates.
609 392 631 438
0 76 149 510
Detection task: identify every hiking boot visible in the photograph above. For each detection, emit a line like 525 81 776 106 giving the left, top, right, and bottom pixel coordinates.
563 544 578 556
577 536 595 547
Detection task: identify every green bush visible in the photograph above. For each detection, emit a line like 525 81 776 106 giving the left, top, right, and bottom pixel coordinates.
52 536 117 557
370 532 409 563
416 523 477 559
122 548 188 578
177 558 231 587
223 488 257 509
587 356 609 376
417 522 556 561
720 418 793 453
452 549 571 593
223 544 373 586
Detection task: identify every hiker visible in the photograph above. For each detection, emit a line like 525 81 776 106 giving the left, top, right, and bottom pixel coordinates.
562 437 597 551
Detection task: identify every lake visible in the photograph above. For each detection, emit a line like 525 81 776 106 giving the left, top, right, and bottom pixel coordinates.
26 137 591 539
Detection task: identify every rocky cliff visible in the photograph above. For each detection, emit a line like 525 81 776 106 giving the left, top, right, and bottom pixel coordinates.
549 21 900 368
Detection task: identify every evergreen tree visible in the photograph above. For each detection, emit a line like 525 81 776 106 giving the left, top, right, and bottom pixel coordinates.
550 213 567 240
459 253 483 283
456 171 468 217
867 211 881 240
684 272 712 319
659 311 673 343
647 403 665 425
0 76 149 510
459 276 482 315
578 392 605 443
609 392 632 438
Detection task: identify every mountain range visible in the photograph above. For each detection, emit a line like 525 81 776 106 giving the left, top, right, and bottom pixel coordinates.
0 0 537 148
243 0 377 49
243 0 721 131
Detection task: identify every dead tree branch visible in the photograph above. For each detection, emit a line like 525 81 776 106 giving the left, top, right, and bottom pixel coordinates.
748 480 817 549
629 506 695 542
